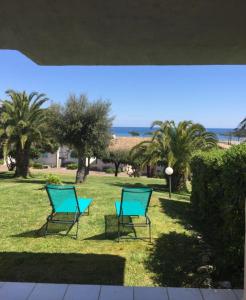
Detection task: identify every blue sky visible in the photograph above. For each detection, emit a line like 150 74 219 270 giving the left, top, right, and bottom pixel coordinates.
0 50 245 128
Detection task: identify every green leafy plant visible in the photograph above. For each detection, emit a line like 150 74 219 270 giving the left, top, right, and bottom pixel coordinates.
103 149 129 176
32 162 43 169
190 144 246 285
66 163 78 170
103 167 115 174
45 174 62 185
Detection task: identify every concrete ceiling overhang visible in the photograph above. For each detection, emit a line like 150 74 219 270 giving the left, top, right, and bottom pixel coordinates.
1 1 246 65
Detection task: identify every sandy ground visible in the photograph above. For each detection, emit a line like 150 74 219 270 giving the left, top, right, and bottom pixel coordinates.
218 141 239 149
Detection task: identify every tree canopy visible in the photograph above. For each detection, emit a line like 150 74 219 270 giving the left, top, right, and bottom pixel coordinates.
132 120 218 191
0 90 55 177
103 149 129 176
50 94 113 183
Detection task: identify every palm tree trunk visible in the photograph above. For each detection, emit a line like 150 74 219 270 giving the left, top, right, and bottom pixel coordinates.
15 150 23 177
15 142 31 178
147 165 151 177
76 156 87 183
172 172 187 192
22 146 30 178
114 162 120 177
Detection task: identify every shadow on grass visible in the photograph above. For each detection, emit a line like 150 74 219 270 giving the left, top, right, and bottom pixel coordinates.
159 197 194 230
13 215 92 239
0 171 15 180
107 181 191 199
108 181 168 192
0 252 125 284
159 197 244 288
12 214 84 239
145 198 216 287
146 231 211 287
12 225 47 238
85 215 149 241
84 215 151 242
13 179 74 185
0 171 74 185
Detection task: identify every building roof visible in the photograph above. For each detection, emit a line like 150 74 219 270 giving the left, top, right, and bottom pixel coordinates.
109 137 234 152
109 137 150 151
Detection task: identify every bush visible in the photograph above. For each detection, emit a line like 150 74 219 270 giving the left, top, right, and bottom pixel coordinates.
0 159 4 165
61 160 76 167
190 144 246 286
45 174 62 185
32 162 43 169
103 167 115 174
66 163 78 170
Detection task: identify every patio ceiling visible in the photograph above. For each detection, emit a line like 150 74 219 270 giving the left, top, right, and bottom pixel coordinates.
1 1 246 65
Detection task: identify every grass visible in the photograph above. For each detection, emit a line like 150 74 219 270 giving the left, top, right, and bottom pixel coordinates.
0 171 217 287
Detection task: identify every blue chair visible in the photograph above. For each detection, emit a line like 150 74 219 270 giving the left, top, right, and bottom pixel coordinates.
115 187 153 241
45 184 93 239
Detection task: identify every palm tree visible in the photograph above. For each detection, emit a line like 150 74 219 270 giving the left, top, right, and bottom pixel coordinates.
132 120 217 191
235 117 246 141
130 140 160 177
237 117 246 130
0 90 48 177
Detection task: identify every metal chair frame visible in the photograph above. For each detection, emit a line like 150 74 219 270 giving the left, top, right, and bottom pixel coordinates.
45 185 90 239
117 187 153 242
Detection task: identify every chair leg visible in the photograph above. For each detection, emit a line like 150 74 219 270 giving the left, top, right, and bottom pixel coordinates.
66 222 75 236
149 222 151 242
146 216 151 242
45 220 49 236
117 218 120 242
76 219 79 239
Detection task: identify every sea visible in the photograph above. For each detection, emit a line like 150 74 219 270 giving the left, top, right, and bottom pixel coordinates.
111 127 237 141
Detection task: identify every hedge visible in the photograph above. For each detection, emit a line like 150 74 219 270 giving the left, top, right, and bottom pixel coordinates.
190 144 246 285
66 163 78 170
32 162 44 169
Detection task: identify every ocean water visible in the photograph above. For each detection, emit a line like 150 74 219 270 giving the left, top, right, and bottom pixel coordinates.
112 127 237 141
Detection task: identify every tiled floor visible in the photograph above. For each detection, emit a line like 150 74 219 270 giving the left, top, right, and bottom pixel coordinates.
0 282 243 300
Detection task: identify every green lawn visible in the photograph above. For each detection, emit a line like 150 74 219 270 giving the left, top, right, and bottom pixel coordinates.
0 171 210 287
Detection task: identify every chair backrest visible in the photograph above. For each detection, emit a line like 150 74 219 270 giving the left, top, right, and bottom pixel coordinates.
120 187 153 216
45 185 80 213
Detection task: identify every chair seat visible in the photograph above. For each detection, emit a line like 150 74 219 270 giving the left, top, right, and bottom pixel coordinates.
55 198 92 213
115 200 146 217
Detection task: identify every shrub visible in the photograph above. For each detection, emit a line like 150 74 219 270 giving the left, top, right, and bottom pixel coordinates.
103 167 115 174
61 160 76 167
45 174 62 185
191 149 224 225
190 144 246 286
66 163 78 170
0 159 4 165
32 162 43 169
